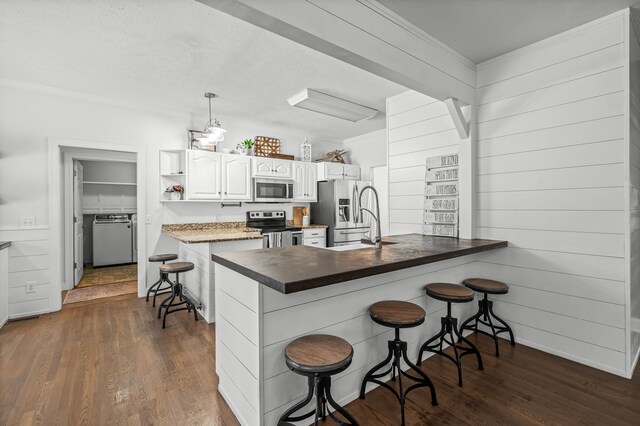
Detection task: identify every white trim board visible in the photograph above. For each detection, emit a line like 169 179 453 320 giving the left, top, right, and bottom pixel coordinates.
48 138 147 312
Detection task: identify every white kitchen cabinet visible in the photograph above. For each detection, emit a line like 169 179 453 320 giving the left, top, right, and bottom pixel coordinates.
302 228 326 247
186 150 222 200
317 162 361 181
176 238 263 323
222 155 251 200
0 245 8 329
293 162 318 201
163 150 252 202
252 157 293 179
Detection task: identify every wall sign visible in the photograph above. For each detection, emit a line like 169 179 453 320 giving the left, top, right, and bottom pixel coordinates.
423 154 459 238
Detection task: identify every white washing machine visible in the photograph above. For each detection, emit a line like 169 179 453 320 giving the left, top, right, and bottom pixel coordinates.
93 214 133 267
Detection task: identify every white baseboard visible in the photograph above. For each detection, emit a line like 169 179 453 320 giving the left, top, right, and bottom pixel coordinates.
514 336 627 378
0 316 7 329
9 308 50 320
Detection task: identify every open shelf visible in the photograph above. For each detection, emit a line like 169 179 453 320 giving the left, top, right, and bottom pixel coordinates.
83 181 137 186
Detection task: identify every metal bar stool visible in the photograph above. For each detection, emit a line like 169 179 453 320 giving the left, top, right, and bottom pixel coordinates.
156 261 199 329
359 301 437 426
417 283 483 387
459 278 515 356
146 254 178 307
278 334 359 426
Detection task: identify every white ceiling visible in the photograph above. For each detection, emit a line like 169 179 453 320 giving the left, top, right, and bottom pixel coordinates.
378 0 639 63
0 0 406 141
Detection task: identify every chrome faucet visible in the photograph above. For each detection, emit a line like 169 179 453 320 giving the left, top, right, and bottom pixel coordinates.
359 185 382 248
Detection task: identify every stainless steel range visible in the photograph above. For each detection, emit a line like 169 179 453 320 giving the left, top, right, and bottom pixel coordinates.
246 211 302 248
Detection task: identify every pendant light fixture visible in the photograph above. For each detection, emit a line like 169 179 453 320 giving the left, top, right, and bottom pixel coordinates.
196 92 226 144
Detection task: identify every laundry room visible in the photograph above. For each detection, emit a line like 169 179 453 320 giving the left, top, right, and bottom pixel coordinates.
75 159 138 297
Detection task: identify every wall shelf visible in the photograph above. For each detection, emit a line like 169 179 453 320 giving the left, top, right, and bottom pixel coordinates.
83 181 137 186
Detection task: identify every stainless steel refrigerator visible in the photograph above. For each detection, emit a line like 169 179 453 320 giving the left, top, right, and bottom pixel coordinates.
311 180 373 247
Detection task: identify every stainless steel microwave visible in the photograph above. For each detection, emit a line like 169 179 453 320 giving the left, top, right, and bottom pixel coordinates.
253 178 293 202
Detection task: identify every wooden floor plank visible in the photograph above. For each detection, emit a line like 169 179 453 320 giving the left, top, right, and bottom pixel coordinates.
1 294 639 425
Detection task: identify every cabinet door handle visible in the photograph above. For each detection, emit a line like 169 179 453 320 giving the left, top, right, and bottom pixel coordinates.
224 191 227 195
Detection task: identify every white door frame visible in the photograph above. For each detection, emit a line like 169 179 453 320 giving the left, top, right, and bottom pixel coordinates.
62 150 136 291
49 138 147 312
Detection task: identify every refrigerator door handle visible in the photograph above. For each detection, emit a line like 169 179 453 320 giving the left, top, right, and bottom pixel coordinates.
352 183 360 224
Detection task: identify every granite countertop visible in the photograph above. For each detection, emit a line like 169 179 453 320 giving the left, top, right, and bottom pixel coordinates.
162 222 263 244
212 234 508 294
0 241 11 251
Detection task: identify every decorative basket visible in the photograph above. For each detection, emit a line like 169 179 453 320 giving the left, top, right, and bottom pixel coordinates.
254 136 281 157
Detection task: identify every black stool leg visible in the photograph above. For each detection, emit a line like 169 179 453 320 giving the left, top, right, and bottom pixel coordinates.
489 300 516 346
417 316 447 366
324 377 359 426
152 273 174 308
361 328 437 425
460 294 516 356
278 376 316 426
145 276 163 302
418 302 483 387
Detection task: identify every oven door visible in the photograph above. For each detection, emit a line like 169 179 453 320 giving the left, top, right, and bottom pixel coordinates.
254 179 293 202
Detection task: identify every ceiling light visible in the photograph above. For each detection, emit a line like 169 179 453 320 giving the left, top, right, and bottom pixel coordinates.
197 92 226 144
287 89 378 122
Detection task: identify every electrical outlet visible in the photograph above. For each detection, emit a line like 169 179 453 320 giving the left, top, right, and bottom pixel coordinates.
145 215 151 224
20 216 36 228
25 281 36 294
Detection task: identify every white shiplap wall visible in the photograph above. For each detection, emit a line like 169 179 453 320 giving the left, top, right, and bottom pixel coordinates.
0 228 51 319
387 91 463 235
629 8 640 371
475 13 628 375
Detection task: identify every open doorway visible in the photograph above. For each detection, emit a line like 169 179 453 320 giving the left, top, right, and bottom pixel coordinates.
69 160 138 301
53 145 144 306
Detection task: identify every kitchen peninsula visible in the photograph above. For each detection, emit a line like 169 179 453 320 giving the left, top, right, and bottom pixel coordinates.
211 234 507 425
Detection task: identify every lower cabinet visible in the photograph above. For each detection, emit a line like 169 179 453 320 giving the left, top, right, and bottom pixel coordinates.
302 228 327 248
176 238 263 323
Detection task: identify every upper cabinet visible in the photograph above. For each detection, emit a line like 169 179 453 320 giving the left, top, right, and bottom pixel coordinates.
187 150 222 200
252 158 293 179
317 162 361 181
222 155 251 200
293 162 318 202
163 150 251 202
160 150 356 203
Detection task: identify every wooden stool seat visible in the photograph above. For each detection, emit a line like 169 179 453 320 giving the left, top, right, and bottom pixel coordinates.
160 262 194 274
463 278 509 294
285 335 353 374
149 253 178 262
369 300 426 327
425 283 474 303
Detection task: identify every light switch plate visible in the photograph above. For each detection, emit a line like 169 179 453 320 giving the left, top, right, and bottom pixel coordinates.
145 215 151 224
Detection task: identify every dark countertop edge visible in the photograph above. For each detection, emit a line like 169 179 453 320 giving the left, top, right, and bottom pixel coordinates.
212 240 508 294
0 241 11 251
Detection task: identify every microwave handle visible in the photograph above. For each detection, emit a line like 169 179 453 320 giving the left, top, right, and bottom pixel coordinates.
288 183 293 199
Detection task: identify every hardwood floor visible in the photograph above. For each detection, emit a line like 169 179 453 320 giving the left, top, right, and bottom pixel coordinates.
0 294 238 426
1 294 639 425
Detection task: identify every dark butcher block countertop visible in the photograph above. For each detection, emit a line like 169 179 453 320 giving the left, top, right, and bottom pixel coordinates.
211 234 507 294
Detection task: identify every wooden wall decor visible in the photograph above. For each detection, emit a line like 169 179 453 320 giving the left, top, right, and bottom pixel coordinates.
254 136 281 157
423 154 459 237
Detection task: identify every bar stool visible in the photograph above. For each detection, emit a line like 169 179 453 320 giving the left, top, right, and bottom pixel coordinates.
417 283 483 387
157 261 198 329
146 254 178 307
359 301 437 426
459 278 515 356
278 334 358 426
